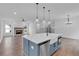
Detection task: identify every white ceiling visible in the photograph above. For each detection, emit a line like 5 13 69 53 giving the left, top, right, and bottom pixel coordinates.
0 3 79 22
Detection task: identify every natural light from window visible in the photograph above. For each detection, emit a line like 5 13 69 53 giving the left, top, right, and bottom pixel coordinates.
5 24 11 33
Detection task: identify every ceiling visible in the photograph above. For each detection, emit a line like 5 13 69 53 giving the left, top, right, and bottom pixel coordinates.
0 3 79 22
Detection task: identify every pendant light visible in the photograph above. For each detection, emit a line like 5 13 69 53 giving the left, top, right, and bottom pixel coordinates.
47 10 52 33
42 6 46 24
22 18 26 27
48 10 51 25
35 3 39 22
65 14 72 24
67 14 70 22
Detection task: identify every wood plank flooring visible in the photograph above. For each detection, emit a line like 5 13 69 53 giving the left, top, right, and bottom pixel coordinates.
0 36 79 56
0 36 23 56
53 38 79 56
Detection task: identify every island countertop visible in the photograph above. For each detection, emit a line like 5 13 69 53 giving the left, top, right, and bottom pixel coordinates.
23 33 59 44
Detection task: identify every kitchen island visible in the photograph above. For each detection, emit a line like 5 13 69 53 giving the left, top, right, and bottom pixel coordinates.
23 33 62 56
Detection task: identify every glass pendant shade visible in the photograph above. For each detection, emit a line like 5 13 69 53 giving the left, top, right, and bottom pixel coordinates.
22 18 25 27
36 18 39 22
48 10 51 25
35 3 39 22
48 21 51 25
43 7 45 20
13 11 16 15
42 6 46 25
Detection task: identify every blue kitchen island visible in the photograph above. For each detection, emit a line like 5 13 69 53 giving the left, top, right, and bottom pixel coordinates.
23 33 61 56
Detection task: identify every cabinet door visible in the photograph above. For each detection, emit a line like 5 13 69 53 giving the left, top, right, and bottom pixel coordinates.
50 42 58 55
29 41 40 56
23 38 29 56
40 41 50 56
50 43 55 55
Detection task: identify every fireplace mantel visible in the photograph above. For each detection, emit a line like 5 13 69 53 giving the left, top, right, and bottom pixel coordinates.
14 27 24 29
14 27 24 35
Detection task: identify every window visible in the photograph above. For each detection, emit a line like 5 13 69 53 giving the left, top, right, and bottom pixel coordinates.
5 24 11 33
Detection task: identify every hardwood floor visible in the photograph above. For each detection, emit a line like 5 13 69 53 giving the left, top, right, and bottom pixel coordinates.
0 36 79 56
53 38 79 56
0 36 23 56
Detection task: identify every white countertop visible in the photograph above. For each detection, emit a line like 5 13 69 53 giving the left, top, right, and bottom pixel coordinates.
23 33 60 44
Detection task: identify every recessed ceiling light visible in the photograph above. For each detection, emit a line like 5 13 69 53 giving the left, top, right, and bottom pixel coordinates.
13 11 16 15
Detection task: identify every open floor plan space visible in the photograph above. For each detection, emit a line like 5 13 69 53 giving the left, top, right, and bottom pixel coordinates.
0 3 79 56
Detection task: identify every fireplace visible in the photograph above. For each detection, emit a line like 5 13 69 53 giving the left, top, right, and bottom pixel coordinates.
16 30 23 34
14 27 24 35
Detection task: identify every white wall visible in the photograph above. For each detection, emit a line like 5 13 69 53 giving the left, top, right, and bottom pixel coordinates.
0 3 79 40
55 17 79 40
1 17 79 40
0 19 1 42
0 18 21 38
0 18 36 38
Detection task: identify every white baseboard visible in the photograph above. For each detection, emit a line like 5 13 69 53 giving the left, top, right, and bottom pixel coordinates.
62 36 79 40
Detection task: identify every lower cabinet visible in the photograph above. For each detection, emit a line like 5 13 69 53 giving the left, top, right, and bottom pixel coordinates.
23 38 50 56
23 38 60 56
28 41 40 56
40 41 50 56
23 38 29 56
50 41 60 55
